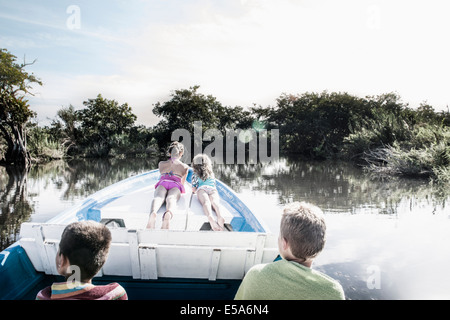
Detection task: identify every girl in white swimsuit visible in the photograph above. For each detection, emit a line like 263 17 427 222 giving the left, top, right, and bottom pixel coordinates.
192 154 225 231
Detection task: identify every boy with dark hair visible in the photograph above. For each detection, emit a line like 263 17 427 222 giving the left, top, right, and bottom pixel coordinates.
235 202 345 300
36 221 127 300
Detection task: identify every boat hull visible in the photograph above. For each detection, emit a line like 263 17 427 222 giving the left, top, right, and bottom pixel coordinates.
0 243 242 300
0 169 278 300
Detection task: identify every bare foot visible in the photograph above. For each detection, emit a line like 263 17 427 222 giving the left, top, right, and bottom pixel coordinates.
217 216 225 230
161 210 173 229
146 212 157 229
207 215 223 231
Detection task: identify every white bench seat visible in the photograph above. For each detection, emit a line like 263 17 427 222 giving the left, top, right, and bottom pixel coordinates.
19 223 279 281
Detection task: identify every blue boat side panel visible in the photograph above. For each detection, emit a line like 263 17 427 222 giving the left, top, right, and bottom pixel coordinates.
216 180 265 232
229 216 245 231
186 168 193 184
76 197 121 222
0 243 45 300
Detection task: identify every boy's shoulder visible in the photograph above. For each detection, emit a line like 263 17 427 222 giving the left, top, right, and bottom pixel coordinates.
245 259 291 278
88 282 127 300
101 282 128 300
36 286 52 300
241 259 345 300
248 259 343 290
36 282 128 300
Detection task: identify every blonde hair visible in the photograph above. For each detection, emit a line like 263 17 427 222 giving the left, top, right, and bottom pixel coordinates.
280 202 326 262
192 154 214 181
166 141 184 158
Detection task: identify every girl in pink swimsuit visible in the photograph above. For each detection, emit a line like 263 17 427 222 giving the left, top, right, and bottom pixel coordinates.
146 142 189 229
154 169 186 194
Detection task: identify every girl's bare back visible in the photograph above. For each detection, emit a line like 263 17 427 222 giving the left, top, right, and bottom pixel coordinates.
159 159 188 179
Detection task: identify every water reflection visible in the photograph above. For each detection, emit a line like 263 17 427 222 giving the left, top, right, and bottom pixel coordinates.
1 157 449 299
213 158 450 299
0 166 34 250
216 157 449 216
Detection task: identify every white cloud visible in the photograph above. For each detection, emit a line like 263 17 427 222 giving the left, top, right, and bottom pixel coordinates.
118 0 450 115
115 0 327 108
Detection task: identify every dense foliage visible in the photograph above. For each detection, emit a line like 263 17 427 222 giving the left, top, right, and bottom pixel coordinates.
254 91 450 182
40 95 154 159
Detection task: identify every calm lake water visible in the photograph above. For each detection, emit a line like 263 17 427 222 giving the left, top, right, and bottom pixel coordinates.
1 156 449 300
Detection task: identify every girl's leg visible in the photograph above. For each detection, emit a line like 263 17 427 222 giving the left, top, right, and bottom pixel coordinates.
146 186 167 229
210 191 225 230
161 187 181 229
197 189 221 231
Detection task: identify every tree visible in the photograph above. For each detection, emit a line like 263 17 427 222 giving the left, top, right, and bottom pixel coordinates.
258 91 371 158
152 85 255 150
0 49 42 167
153 86 222 133
416 102 439 125
77 94 137 157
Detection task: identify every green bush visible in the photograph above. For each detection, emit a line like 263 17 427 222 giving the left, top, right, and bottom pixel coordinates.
433 166 450 185
27 124 65 161
342 113 412 160
362 129 450 182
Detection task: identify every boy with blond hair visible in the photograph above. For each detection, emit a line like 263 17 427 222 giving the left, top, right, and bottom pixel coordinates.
235 202 345 300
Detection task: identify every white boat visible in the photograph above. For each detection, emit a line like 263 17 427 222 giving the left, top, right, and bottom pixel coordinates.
0 169 279 300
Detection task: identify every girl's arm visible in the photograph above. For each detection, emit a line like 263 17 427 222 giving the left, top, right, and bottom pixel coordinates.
191 171 199 193
181 166 188 185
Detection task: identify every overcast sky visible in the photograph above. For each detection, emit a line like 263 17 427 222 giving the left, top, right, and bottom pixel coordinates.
1 0 450 126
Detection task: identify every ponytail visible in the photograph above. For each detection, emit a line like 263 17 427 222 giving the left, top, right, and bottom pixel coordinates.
166 141 184 158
